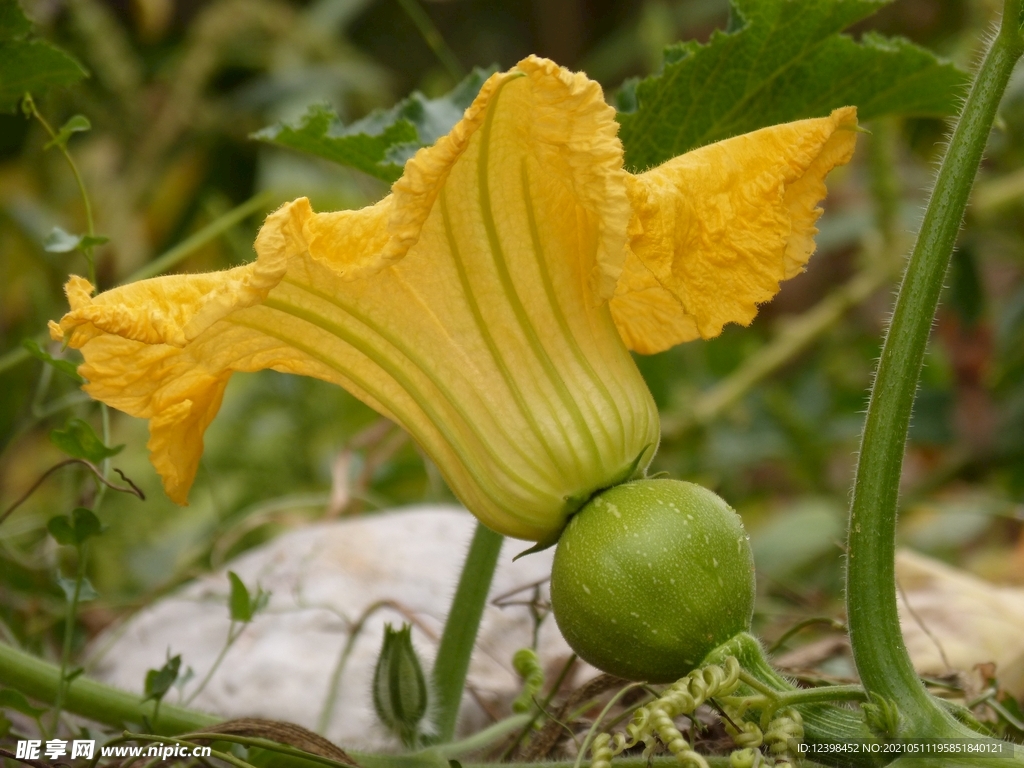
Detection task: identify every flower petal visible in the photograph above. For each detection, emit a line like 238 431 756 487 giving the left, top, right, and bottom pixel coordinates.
50 199 393 504
610 107 858 355
51 57 659 542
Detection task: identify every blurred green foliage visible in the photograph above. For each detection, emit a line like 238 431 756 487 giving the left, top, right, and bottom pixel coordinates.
0 0 1022 713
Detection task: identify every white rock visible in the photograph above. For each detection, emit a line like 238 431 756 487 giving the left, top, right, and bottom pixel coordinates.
87 505 586 750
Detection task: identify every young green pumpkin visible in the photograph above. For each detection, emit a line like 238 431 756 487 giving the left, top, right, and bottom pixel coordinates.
551 479 756 683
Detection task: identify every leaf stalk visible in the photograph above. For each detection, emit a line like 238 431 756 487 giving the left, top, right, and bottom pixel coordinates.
846 0 1024 741
429 522 504 742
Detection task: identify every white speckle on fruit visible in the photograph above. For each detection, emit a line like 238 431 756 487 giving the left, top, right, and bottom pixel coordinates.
631 612 639 618
670 578 675 585
713 558 719 567
609 504 621 519
582 584 591 595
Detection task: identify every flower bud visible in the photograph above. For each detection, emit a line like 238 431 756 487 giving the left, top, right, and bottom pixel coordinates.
372 623 429 747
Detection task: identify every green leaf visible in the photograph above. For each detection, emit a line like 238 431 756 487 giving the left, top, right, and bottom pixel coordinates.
144 654 181 702
44 113 90 150
254 66 496 183
71 507 102 542
21 338 83 382
228 571 252 622
50 417 124 463
49 507 105 549
0 687 48 718
47 516 76 546
0 1 87 113
56 575 99 602
616 0 969 170
0 0 31 42
227 571 268 623
256 104 417 183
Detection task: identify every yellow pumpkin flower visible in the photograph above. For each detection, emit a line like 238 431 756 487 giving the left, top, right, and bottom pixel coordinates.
49 56 857 543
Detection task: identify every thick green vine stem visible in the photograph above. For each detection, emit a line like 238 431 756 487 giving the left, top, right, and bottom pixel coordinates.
0 640 506 768
430 521 504 742
846 0 1024 747
0 640 215 735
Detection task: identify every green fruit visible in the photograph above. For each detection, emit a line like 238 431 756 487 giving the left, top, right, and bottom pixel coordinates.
550 479 755 683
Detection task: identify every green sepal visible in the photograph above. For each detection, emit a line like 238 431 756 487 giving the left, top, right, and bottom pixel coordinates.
516 443 657 561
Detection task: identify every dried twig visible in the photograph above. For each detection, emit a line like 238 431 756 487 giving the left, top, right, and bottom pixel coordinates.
0 459 145 527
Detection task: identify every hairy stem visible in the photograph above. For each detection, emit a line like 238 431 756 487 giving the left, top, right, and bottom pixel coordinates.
846 0 1024 737
430 521 503 742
